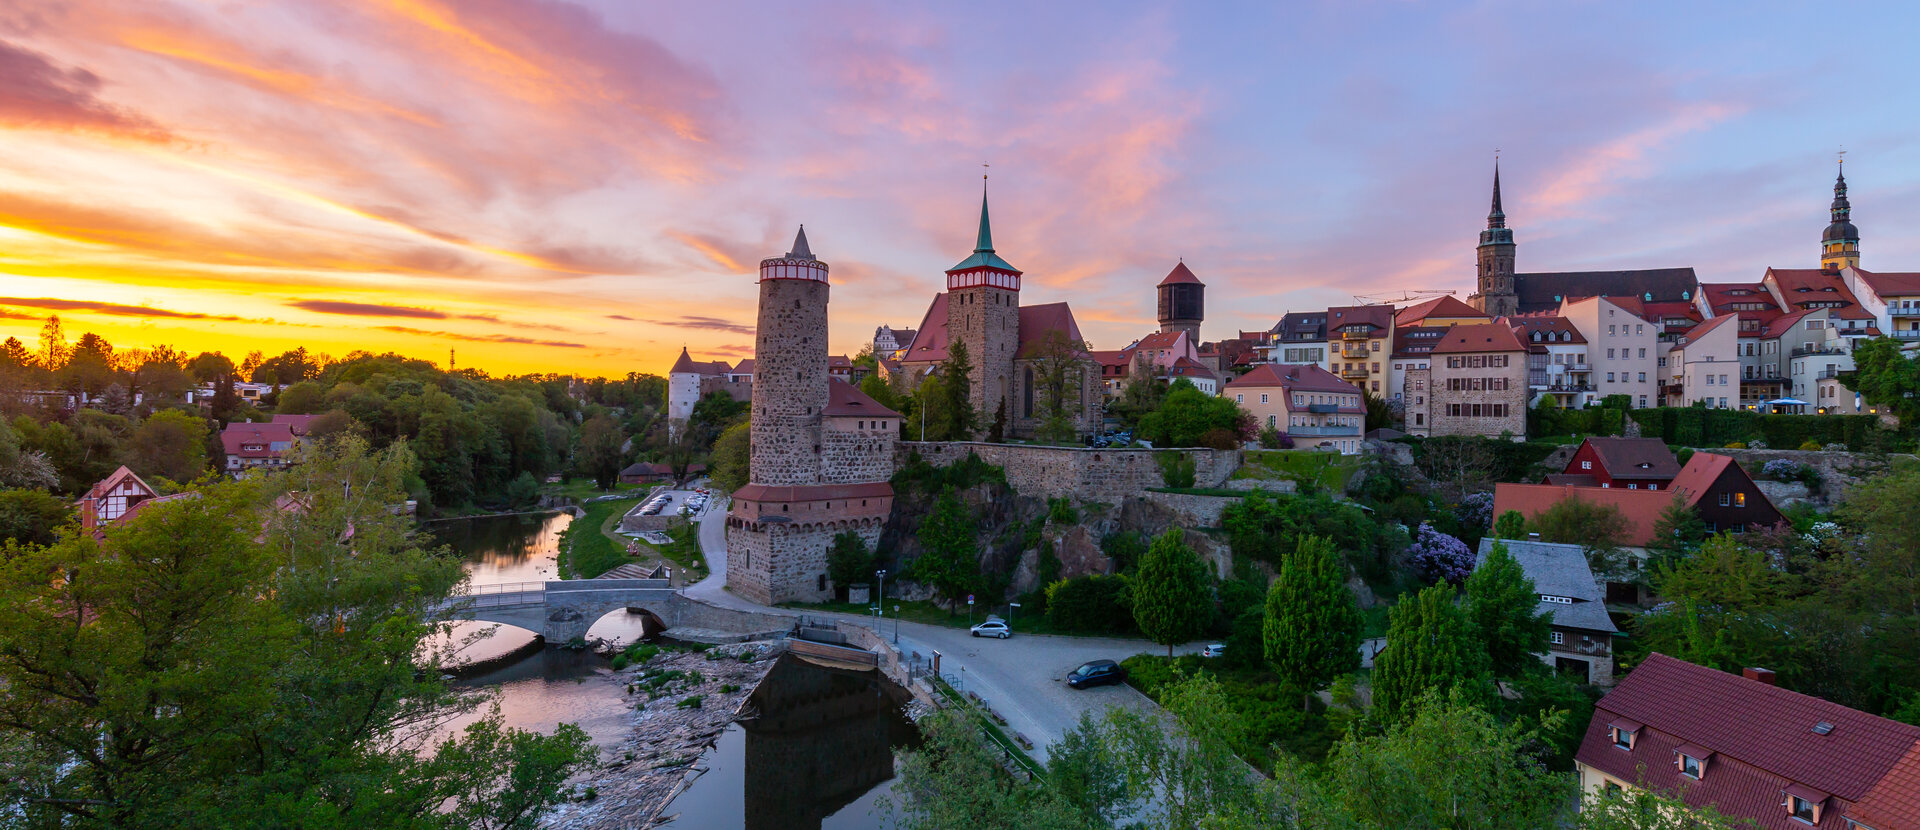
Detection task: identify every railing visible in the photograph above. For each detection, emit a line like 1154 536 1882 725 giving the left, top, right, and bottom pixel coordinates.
1340 346 1370 359
1564 363 1591 373
1891 330 1920 340
1306 403 1339 413
1817 369 1842 379
1287 426 1361 436
1342 330 1369 341
1339 367 1369 379
1792 346 1846 357
451 581 547 597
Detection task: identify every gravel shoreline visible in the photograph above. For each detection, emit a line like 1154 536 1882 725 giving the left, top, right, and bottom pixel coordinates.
539 641 779 830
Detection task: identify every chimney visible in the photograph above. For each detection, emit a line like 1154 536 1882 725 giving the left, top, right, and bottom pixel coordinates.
1743 667 1776 686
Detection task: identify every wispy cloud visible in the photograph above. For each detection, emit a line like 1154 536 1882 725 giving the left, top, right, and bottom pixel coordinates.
0 39 170 140
289 299 446 319
373 325 586 349
0 296 249 321
644 315 754 335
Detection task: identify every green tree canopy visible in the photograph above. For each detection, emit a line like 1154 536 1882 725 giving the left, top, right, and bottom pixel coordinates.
126 409 210 485
1263 534 1362 707
707 420 750 493
1372 584 1490 723
1465 540 1553 679
912 492 979 606
1137 379 1247 448
1132 529 1211 656
1841 336 1920 423
827 530 874 597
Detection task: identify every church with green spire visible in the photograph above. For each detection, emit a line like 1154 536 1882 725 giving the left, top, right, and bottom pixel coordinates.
895 186 1102 439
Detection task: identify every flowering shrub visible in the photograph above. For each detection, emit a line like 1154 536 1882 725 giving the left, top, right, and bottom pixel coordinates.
1761 459 1803 480
1747 439 1768 450
1824 442 1848 452
1408 522 1475 584
1456 491 1496 530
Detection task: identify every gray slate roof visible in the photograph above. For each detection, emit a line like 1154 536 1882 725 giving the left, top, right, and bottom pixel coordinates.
1474 538 1619 635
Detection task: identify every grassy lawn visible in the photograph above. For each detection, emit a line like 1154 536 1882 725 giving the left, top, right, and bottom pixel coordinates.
558 495 645 579
1233 450 1364 492
648 522 709 579
543 477 647 502
781 597 1092 637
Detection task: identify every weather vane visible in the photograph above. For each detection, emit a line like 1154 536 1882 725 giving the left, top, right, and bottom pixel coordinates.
1838 147 1846 166
983 162 989 182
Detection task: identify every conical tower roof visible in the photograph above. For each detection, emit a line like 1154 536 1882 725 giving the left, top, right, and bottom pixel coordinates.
947 188 1021 274
1159 261 1203 286
787 225 815 260
669 346 698 374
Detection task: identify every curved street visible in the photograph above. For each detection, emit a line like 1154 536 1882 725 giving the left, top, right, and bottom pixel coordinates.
684 501 1188 761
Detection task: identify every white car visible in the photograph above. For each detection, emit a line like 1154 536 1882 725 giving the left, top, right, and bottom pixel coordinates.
969 620 1011 639
1202 644 1226 658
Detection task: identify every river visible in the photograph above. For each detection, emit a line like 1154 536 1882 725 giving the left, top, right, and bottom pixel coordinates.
431 511 911 829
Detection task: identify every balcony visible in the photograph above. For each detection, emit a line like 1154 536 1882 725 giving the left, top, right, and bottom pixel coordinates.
1891 329 1920 340
1286 425 1362 437
1563 362 1591 373
1342 330 1370 341
1306 403 1340 414
1817 369 1843 380
1339 367 1369 380
1341 345 1370 359
1792 345 1846 357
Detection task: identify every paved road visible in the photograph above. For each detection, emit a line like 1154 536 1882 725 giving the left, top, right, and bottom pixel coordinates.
686 501 1190 761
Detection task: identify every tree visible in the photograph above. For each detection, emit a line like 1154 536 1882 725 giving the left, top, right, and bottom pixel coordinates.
1372 584 1490 723
1132 529 1211 656
936 340 978 439
1110 354 1167 430
1655 533 1794 611
684 390 747 449
126 409 210 484
576 413 626 490
1466 541 1553 679
1835 464 1920 623
1263 535 1362 708
0 488 71 548
1493 509 1526 540
62 332 117 397
1310 690 1574 830
912 492 979 606
859 370 901 415
707 420 750 493
1362 390 1394 432
36 315 66 371
1575 784 1756 829
1408 521 1475 584
1137 379 1248 448
186 351 237 383
1025 329 1092 444
1645 496 1707 569
1046 713 1132 827
1841 336 1920 423
1529 495 1634 580
883 708 1093 830
273 380 328 414
827 531 873 597
0 443 594 826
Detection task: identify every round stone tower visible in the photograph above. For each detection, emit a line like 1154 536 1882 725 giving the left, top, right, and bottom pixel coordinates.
749 227 829 487
1156 260 1205 340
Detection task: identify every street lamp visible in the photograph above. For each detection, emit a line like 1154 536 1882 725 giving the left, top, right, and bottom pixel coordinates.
893 604 900 643
875 569 887 632
1008 602 1021 632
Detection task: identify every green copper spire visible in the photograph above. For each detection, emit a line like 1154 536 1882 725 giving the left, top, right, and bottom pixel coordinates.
974 190 994 253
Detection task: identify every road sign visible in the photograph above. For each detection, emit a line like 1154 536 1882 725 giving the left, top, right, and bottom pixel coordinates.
967 596 975 605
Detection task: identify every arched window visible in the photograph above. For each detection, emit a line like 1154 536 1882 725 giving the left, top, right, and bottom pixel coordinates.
1023 367 1035 418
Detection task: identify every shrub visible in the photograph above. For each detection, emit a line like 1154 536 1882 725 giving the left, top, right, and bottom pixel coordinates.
1799 439 1823 451
1724 441 1748 449
1456 492 1495 530
1408 522 1475 584
677 695 704 709
1044 575 1136 634
1824 442 1848 451
1259 424 1285 449
1047 497 1079 525
1157 452 1197 488
1761 459 1803 481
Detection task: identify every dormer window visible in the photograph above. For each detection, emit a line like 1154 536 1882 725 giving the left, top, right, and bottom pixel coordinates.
1608 719 1640 750
1676 746 1709 779
1784 785 1827 824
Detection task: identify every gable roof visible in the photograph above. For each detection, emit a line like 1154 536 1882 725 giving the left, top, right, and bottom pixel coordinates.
271 413 319 436
901 293 953 363
1579 437 1680 480
1224 363 1360 397
1273 311 1327 341
668 347 734 376
1394 295 1485 327
1493 483 1673 547
83 465 156 502
1167 356 1217 382
1513 315 1588 346
1577 653 1920 826
1432 322 1525 354
1514 267 1698 313
1014 302 1088 358
1761 309 1815 339
1851 741 1920 830
1131 330 1187 352
1680 313 1739 343
221 421 297 458
1473 539 1617 634
1855 268 1920 299
1158 261 1203 286
823 378 900 418
1326 305 1394 333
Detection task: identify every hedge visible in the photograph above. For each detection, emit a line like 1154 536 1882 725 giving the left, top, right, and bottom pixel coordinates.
1626 408 1912 452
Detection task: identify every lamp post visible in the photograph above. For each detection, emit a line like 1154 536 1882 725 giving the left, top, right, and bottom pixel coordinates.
893 604 900 643
875 569 887 632
1008 602 1021 632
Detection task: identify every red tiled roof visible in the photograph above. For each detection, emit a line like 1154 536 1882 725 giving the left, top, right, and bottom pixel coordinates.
1015 302 1088 358
1682 313 1739 341
1494 483 1672 546
220 422 297 459
731 482 895 503
1157 261 1203 286
901 293 952 363
1224 363 1359 397
1767 267 1867 312
828 355 852 368
1513 315 1588 345
1856 268 1920 299
1578 437 1680 480
1432 322 1525 354
1168 356 1216 382
823 378 900 418
1394 295 1484 326
730 359 756 374
1577 653 1920 829
1852 741 1920 830
1543 473 1600 487
1131 330 1186 352
1761 309 1814 339
1326 304 1395 333
271 413 318 436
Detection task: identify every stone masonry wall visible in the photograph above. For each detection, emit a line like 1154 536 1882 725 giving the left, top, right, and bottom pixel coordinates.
1704 447 1909 505
898 441 1240 502
1007 358 1103 439
750 278 829 486
727 520 884 606
1139 491 1241 528
822 417 897 484
1430 353 1527 439
948 285 1019 433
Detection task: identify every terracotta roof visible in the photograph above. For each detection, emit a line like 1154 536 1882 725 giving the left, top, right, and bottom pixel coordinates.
668 347 734 376
1493 483 1671 546
1432 322 1525 354
1768 267 1863 309
1167 356 1217 382
828 355 852 368
1667 451 1738 504
1394 295 1485 326
669 347 698 374
1390 325 1449 358
731 481 895 503
1513 316 1588 345
619 462 673 477
1158 261 1203 286
1131 330 1187 352
1577 653 1920 828
1326 304 1395 333
1224 363 1360 397
221 422 297 459
1579 437 1680 480
901 293 952 363
1680 313 1739 342
1852 741 1920 830
1513 267 1698 313
1543 473 1600 487
1014 302 1088 358
1761 309 1814 339
1699 281 1779 313
1856 268 1920 299
1574 294 1648 318
730 358 756 374
823 378 900 418
271 413 318 436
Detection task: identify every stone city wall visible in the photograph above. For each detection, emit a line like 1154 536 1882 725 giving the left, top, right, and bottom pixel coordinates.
822 420 897 484
1138 490 1242 528
898 441 1240 502
727 520 885 606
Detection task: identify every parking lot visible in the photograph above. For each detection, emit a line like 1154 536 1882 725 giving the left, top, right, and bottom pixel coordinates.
630 482 715 520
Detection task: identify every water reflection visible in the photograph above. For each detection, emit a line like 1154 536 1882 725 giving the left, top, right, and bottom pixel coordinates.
662 654 918 830
440 647 633 754
428 511 570 585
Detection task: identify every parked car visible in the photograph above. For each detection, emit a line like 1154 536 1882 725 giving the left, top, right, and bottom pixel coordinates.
970 620 1011 639
1065 659 1126 689
1202 644 1226 658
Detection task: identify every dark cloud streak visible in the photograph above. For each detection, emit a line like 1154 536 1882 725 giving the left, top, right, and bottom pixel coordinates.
643 315 754 335
374 325 586 349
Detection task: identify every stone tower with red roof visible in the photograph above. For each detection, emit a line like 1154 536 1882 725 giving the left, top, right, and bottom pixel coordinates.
1157 261 1205 341
725 229 901 605
945 188 1022 431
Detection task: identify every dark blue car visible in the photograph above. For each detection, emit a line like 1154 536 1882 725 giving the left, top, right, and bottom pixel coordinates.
1065 659 1126 689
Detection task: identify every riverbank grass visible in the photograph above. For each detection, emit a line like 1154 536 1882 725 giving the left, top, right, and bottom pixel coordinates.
543 477 643 501
559 495 645 578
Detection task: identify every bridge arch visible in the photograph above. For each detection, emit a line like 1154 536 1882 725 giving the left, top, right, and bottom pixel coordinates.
584 605 669 645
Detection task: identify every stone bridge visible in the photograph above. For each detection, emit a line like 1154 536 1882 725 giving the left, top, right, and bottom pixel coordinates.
443 579 794 643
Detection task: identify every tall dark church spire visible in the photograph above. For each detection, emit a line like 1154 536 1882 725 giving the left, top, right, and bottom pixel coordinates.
1470 160 1518 316
1822 155 1860 271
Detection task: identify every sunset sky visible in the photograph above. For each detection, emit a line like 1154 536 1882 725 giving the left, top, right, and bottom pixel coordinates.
4 1 1920 377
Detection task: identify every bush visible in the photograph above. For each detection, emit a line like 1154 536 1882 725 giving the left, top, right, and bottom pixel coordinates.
1799 439 1823 451
676 695 704 709
1407 522 1474 584
1047 497 1078 525
1044 575 1136 634
1156 452 1197 488
1724 441 1748 449
1101 531 1148 573
1761 459 1803 480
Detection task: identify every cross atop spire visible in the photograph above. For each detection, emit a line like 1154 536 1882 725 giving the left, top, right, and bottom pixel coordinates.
787 224 814 260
